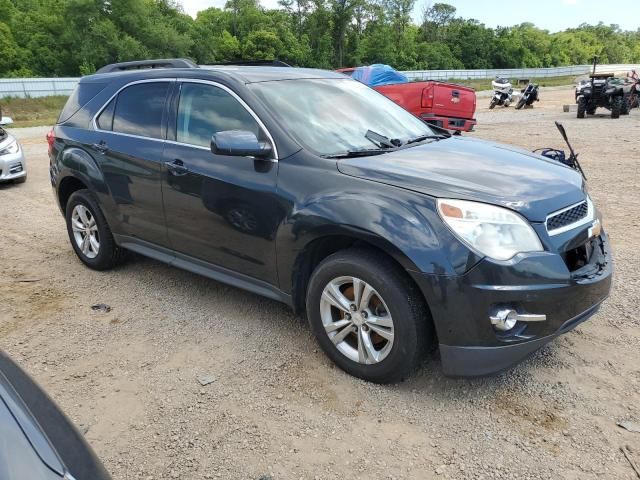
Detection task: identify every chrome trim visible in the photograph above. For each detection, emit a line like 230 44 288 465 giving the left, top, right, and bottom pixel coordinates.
546 197 593 236
90 77 279 161
490 308 547 330
165 139 210 151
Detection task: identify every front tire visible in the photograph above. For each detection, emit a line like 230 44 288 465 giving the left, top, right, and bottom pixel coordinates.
65 189 125 270
489 98 497 109
577 98 586 118
515 97 526 110
306 249 432 384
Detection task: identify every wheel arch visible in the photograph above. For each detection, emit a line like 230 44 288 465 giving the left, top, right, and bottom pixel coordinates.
57 175 89 213
289 232 429 318
54 146 116 223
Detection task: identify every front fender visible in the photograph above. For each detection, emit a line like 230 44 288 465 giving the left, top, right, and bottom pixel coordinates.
276 189 482 295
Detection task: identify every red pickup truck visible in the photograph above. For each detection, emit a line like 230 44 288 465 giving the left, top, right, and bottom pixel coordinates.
338 68 477 132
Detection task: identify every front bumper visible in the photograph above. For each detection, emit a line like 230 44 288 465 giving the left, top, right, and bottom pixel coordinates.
412 231 613 377
0 143 27 182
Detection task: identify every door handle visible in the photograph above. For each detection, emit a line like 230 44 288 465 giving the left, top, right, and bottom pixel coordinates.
165 159 189 176
91 141 108 153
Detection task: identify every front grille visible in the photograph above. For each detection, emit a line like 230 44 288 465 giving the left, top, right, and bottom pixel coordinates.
547 200 588 232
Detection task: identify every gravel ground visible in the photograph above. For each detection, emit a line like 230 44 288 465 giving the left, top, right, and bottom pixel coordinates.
1 87 639 480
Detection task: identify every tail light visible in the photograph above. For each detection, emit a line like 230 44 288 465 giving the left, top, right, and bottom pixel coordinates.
421 86 434 108
46 128 55 155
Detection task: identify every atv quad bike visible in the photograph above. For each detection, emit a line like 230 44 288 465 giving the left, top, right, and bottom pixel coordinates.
576 57 626 119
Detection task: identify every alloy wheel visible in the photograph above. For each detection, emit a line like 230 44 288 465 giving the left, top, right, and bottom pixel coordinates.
319 276 394 364
71 204 100 259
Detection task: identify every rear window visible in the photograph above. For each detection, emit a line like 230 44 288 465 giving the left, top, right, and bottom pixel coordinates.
57 82 107 124
111 82 169 139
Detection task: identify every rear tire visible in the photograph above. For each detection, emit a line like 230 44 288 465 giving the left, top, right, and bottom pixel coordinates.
577 98 586 118
306 249 432 384
611 96 622 118
621 94 630 115
65 189 126 270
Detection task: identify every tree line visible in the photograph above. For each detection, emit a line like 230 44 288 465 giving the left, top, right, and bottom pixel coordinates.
1 0 639 77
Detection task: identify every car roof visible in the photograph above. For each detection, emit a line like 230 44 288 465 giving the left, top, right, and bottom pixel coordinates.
82 66 346 85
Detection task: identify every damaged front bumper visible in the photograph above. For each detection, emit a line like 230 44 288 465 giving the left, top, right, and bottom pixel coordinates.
412 230 613 377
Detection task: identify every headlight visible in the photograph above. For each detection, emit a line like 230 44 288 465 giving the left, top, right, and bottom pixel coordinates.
0 140 19 156
437 199 543 261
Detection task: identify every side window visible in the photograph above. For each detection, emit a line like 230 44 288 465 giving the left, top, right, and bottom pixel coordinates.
96 98 115 131
176 83 260 148
112 82 169 139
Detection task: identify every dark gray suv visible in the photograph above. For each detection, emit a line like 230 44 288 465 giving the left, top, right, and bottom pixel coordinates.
49 59 612 383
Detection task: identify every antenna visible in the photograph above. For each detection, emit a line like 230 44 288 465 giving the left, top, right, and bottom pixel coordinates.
555 121 586 180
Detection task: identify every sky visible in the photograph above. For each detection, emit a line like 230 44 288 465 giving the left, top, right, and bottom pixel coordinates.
179 0 640 32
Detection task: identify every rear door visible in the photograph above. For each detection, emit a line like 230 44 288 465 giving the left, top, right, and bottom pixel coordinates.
93 80 173 246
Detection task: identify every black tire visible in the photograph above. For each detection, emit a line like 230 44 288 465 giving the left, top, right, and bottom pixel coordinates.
65 189 125 270
621 94 630 115
515 97 526 110
489 98 497 109
577 98 586 118
306 248 433 384
611 96 622 118
13 175 27 184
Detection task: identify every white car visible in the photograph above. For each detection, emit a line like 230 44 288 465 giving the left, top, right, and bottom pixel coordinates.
0 124 27 184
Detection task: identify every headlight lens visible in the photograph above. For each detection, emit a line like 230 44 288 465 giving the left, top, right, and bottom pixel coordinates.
0 140 19 156
437 199 543 261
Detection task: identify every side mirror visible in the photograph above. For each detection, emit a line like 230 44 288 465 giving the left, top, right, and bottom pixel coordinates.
211 130 272 159
0 116 14 126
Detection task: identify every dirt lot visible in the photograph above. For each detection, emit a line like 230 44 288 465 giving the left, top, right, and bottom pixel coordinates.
1 87 639 480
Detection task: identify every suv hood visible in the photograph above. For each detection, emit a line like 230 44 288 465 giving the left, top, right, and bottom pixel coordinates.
337 136 585 222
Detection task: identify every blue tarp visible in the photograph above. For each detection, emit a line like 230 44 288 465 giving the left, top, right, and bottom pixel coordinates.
351 64 409 87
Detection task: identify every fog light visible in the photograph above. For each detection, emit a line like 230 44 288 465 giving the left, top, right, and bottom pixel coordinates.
490 308 547 331
490 309 518 331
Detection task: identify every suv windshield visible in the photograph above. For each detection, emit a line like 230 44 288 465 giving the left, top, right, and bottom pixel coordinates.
250 78 434 157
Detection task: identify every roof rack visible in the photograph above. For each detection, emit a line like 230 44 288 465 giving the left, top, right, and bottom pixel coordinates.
95 58 199 74
212 60 291 67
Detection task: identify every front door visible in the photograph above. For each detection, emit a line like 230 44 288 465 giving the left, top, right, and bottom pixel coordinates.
162 81 281 284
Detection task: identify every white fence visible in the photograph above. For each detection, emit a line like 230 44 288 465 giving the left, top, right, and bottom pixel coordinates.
0 77 80 98
403 64 640 81
1 64 639 98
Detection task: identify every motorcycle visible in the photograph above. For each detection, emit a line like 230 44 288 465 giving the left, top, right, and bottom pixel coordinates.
515 83 539 109
624 69 639 110
489 77 516 109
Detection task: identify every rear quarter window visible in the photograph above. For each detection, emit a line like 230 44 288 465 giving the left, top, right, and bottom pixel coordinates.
96 98 115 131
57 82 108 124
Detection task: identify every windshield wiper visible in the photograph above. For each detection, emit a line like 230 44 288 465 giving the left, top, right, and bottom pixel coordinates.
322 148 395 159
405 134 448 145
365 129 402 148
